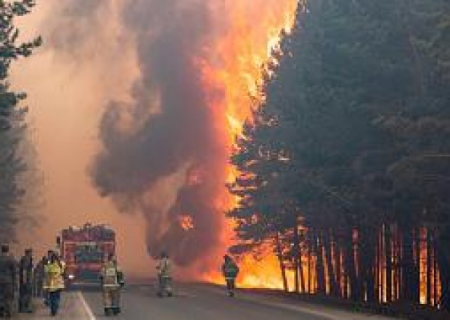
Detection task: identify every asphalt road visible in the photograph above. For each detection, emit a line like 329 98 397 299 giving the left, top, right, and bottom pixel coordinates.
20 282 392 319
78 282 390 320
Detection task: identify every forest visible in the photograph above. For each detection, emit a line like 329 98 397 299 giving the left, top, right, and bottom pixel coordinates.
228 0 450 313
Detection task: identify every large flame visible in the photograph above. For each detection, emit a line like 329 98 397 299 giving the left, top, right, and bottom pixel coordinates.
200 1 298 287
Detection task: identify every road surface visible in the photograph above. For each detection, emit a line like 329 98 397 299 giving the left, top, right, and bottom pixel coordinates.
22 282 392 319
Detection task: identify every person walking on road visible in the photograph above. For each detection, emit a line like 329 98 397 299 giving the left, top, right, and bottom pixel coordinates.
19 248 33 313
44 252 65 317
222 255 239 297
0 244 18 318
100 253 124 316
156 252 172 297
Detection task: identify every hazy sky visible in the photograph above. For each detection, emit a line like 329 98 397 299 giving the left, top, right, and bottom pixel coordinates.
11 0 153 276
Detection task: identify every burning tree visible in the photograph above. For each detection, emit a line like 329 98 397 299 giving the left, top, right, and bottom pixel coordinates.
0 0 41 241
228 0 450 314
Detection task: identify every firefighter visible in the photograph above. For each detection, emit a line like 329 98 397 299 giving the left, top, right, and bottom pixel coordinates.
156 252 172 297
222 254 239 297
19 248 33 313
44 252 65 316
0 244 17 318
33 256 47 298
43 250 54 306
100 253 124 316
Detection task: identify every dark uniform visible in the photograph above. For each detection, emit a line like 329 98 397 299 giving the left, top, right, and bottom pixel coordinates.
33 257 47 297
19 249 33 313
222 255 239 297
0 245 18 318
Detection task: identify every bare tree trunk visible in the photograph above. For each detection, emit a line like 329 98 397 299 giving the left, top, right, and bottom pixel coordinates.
386 224 392 302
299 239 306 293
334 231 342 298
293 225 301 293
324 228 339 296
401 226 418 303
434 230 438 306
360 226 377 303
344 228 360 301
415 227 421 303
426 228 432 305
292 225 306 293
376 228 381 303
396 225 402 301
308 234 312 294
313 229 326 294
275 232 289 293
436 227 450 311
343 263 348 299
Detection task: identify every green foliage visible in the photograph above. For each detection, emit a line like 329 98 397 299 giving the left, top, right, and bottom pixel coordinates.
228 0 450 307
0 0 40 241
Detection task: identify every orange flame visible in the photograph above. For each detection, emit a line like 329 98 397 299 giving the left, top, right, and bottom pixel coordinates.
179 214 194 231
199 1 298 288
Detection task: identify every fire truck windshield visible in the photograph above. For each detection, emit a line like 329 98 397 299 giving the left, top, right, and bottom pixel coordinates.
74 244 103 263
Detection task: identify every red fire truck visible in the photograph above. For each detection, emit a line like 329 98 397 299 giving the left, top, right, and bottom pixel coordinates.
57 222 116 285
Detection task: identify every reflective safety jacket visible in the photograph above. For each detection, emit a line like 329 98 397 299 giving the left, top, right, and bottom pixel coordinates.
44 261 65 292
101 261 123 288
157 258 171 278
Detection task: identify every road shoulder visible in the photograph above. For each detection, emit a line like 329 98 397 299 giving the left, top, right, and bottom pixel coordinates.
193 284 393 320
17 291 95 319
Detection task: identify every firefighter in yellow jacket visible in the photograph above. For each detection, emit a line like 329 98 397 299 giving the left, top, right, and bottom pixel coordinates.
43 252 65 317
100 254 124 316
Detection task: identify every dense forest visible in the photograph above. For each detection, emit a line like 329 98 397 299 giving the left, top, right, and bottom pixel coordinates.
228 0 450 313
0 0 40 242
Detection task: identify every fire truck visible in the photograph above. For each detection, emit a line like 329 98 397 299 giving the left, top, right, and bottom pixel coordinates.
57 222 116 285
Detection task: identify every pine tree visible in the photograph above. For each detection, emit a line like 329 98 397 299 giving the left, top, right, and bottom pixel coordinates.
0 0 41 241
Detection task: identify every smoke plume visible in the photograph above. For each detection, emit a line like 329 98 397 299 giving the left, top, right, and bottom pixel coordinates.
92 0 228 268
29 0 296 273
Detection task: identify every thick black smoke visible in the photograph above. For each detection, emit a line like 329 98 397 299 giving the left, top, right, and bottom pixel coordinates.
92 0 228 267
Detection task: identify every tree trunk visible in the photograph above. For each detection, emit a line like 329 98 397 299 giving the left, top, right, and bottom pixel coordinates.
434 230 438 306
298 238 306 293
426 228 432 305
334 231 342 298
293 226 300 293
314 229 326 294
324 228 339 296
436 227 450 311
344 228 360 301
376 229 381 303
415 228 421 303
394 225 400 301
308 234 312 294
360 227 376 303
385 224 393 303
401 226 418 303
275 232 289 293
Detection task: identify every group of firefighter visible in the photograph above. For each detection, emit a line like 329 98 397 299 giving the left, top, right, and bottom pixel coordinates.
0 245 66 317
100 252 240 317
0 243 240 318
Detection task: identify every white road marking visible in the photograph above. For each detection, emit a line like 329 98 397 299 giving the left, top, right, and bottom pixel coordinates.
77 291 97 320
